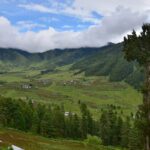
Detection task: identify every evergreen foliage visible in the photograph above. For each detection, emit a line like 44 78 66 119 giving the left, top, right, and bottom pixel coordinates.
0 96 143 149
123 24 150 150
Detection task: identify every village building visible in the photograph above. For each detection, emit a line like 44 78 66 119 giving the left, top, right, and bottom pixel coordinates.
21 84 32 89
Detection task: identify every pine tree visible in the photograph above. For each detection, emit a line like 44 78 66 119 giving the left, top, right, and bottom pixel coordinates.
41 107 53 137
23 102 34 131
36 104 45 134
72 114 81 138
99 111 110 145
52 106 65 137
113 116 123 145
121 116 131 148
123 24 150 150
128 127 143 150
99 106 123 146
80 103 93 139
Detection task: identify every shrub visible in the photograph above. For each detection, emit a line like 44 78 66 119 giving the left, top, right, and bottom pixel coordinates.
84 135 102 146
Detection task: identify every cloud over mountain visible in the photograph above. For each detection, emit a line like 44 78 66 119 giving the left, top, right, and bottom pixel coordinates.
0 0 149 52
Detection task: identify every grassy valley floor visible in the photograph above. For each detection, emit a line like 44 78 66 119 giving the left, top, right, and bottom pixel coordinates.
0 65 142 117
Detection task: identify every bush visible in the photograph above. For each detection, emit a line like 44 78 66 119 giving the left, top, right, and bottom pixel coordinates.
84 135 102 146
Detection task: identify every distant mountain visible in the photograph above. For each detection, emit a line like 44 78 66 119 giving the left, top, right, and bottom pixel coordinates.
0 44 144 88
0 48 31 63
71 43 144 88
0 47 101 67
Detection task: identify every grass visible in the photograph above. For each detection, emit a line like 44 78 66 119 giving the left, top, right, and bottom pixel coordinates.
0 65 140 149
0 65 142 117
0 129 116 150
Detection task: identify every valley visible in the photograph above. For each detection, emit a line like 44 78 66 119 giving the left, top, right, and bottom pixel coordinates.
0 44 143 150
0 64 142 117
0 2 148 149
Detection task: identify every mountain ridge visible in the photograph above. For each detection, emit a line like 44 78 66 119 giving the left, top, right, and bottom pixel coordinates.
0 43 144 88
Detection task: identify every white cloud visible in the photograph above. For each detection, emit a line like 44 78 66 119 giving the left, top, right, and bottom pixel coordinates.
62 25 73 29
19 2 101 24
71 0 150 15
0 6 148 52
0 16 19 48
16 21 46 31
19 3 57 13
19 0 150 24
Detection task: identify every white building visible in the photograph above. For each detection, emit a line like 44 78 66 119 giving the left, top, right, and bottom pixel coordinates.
11 145 24 150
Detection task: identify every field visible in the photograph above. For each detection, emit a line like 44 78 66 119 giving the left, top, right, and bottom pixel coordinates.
0 128 118 150
0 65 142 117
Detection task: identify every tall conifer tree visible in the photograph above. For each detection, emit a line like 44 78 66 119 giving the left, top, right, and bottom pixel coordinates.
123 24 150 150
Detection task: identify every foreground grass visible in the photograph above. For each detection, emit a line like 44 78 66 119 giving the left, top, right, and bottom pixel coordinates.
0 129 116 150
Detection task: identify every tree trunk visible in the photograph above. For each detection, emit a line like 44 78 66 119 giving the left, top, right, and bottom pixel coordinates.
143 63 150 150
146 136 150 150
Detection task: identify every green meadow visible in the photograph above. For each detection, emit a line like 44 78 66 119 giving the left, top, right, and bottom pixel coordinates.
0 65 142 117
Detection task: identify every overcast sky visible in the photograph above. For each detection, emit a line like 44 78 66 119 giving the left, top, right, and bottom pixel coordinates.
0 0 150 52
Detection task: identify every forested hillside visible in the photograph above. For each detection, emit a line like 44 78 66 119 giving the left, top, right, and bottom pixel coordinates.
0 47 101 69
0 96 143 150
0 43 144 88
71 43 144 88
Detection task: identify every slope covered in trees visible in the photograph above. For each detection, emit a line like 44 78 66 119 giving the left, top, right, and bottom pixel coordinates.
0 96 143 150
0 43 144 88
0 44 144 88
71 43 144 88
0 47 101 69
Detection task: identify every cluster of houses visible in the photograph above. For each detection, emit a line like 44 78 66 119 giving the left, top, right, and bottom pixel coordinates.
21 79 52 89
63 80 79 86
38 79 53 85
21 84 32 89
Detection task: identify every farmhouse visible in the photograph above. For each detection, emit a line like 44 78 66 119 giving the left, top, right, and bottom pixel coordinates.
21 84 32 89
64 112 75 117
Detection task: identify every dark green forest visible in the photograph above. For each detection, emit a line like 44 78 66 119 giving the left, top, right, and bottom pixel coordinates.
0 96 143 150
